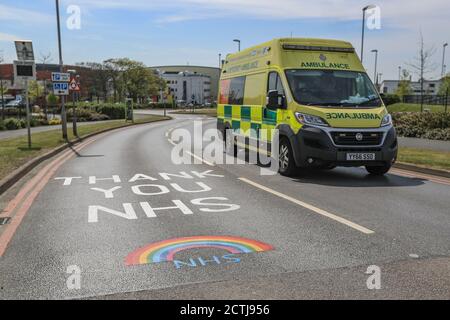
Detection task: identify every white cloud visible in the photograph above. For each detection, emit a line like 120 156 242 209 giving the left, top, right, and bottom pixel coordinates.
0 32 20 42
64 0 450 25
0 4 52 24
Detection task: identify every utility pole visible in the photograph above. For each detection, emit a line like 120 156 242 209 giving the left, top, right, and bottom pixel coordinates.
55 0 68 140
0 54 5 120
25 79 31 148
371 49 378 85
39 52 52 120
233 39 241 52
442 43 448 78
360 5 376 63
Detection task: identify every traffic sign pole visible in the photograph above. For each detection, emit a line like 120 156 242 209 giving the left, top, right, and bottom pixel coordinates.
25 79 31 149
72 89 78 137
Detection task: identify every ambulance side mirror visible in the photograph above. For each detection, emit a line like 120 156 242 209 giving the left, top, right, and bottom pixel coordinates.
267 90 285 110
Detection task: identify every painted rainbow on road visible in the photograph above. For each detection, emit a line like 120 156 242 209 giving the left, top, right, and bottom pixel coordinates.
125 236 273 265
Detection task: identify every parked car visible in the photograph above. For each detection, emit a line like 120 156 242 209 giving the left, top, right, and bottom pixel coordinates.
5 100 24 109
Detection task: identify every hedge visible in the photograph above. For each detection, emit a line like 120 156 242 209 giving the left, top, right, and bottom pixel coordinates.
95 105 125 119
380 94 401 106
392 112 450 141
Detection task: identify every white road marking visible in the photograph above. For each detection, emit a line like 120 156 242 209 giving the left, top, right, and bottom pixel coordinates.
238 177 375 235
166 125 215 166
186 151 215 166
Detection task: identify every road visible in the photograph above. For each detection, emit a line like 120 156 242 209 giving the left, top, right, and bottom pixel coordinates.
0 113 449 299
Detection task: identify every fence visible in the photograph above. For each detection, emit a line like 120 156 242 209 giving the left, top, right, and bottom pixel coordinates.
402 94 448 106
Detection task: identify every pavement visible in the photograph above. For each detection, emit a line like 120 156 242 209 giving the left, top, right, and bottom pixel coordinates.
0 120 110 140
0 112 449 299
397 136 450 152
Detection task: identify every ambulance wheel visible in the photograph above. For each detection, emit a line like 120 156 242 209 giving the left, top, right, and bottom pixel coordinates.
279 137 298 176
224 129 237 157
365 164 391 176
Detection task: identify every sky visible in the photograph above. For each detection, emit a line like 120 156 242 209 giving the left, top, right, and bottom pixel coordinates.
0 0 449 82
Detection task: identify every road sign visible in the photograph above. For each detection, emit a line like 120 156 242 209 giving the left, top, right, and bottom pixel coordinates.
52 72 71 82
13 60 36 81
14 40 34 61
53 82 69 95
69 78 80 91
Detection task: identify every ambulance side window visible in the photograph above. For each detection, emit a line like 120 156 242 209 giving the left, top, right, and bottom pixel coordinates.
268 72 285 96
229 76 246 105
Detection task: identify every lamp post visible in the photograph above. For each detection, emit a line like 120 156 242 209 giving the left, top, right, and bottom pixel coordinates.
398 66 402 81
360 4 376 63
442 43 448 78
55 0 68 140
219 53 222 69
233 39 241 52
371 49 378 85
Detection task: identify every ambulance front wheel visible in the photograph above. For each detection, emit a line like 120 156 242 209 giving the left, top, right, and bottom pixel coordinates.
278 137 299 176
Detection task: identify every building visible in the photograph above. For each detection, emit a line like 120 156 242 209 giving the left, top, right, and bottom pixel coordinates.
151 65 220 103
159 71 211 105
380 79 443 95
0 63 91 100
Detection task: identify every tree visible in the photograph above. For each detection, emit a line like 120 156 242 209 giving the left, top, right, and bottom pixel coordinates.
102 58 165 103
395 69 412 100
406 32 437 112
76 62 109 102
28 80 44 105
0 54 7 120
438 74 450 96
39 52 53 118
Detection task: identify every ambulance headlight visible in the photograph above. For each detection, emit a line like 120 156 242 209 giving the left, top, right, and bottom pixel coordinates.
295 112 329 127
380 114 392 127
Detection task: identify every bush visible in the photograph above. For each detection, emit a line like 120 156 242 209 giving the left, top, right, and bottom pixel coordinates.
0 121 5 131
380 94 401 106
422 128 450 140
392 112 450 140
95 104 125 119
49 119 61 125
149 103 174 109
4 118 22 130
67 107 111 122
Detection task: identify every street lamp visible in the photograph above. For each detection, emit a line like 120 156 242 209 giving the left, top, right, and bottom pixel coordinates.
442 43 448 78
233 39 241 52
55 0 68 140
377 73 382 85
371 49 378 85
219 53 222 69
398 66 402 81
360 4 376 63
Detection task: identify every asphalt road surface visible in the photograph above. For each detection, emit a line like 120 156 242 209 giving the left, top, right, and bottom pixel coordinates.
0 113 449 299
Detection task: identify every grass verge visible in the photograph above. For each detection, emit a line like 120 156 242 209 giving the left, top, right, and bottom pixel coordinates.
170 108 217 117
397 147 450 171
0 115 170 181
388 103 448 113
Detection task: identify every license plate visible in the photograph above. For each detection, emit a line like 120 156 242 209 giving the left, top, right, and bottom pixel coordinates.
346 153 376 161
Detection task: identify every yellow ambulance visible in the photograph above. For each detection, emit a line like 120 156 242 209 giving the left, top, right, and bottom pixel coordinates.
217 38 397 176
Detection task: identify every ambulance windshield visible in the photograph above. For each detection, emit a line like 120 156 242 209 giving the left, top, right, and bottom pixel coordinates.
285 69 381 108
